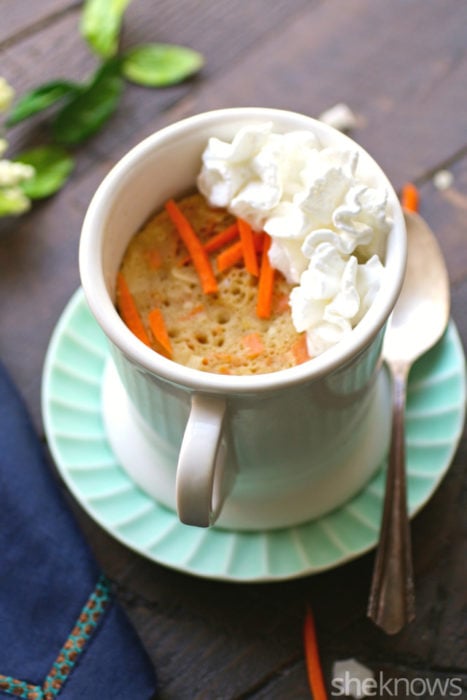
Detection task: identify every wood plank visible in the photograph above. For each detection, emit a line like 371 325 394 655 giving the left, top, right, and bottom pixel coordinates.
155 0 467 191
1 0 311 157
0 158 110 431
0 0 79 45
0 12 100 162
113 559 304 699
431 537 467 669
416 158 467 288
90 0 314 155
247 662 308 700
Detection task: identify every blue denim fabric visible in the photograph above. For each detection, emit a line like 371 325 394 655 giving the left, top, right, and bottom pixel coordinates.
0 362 157 699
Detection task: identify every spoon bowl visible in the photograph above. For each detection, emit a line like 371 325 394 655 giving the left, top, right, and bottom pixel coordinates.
368 210 450 635
384 211 450 366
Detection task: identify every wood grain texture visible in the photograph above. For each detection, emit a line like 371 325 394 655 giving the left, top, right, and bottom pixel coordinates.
0 1 466 697
155 0 467 190
0 0 80 45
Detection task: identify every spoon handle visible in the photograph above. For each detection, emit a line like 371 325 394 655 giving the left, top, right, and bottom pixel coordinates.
367 360 416 634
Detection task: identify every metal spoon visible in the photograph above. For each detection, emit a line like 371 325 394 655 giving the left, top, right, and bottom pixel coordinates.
367 210 450 634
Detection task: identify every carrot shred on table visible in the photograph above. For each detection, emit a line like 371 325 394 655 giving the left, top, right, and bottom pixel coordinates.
242 332 265 358
303 605 328 700
292 335 310 365
401 182 419 212
165 199 218 294
238 218 259 276
148 308 172 358
256 233 275 319
116 272 151 346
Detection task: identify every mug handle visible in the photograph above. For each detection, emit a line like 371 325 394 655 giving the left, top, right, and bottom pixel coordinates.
176 393 230 527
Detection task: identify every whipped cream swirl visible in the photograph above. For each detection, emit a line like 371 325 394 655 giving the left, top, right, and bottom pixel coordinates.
197 122 392 357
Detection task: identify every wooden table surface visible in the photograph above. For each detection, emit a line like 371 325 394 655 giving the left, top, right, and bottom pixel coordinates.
1 1 466 698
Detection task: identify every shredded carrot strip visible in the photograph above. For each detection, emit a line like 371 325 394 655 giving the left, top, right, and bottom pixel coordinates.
303 606 328 700
204 223 239 253
148 308 172 358
292 335 310 365
216 240 243 272
116 273 150 346
179 223 239 266
165 199 218 294
238 218 259 276
256 234 275 319
216 235 263 273
401 182 419 212
242 332 265 358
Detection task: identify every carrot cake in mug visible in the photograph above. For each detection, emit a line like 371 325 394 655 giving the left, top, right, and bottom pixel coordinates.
116 123 392 375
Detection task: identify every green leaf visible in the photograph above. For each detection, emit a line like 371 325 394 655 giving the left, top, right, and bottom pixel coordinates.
14 145 75 199
122 43 204 87
81 0 133 58
5 81 81 127
51 61 124 146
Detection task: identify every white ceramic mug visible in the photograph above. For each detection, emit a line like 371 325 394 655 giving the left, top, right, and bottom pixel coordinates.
79 108 406 530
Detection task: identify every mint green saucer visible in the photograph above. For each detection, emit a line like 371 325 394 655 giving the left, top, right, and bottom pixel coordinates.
42 289 466 582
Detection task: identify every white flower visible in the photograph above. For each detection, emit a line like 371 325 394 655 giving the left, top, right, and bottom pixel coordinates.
0 79 36 217
0 187 31 215
0 77 14 113
0 160 35 187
